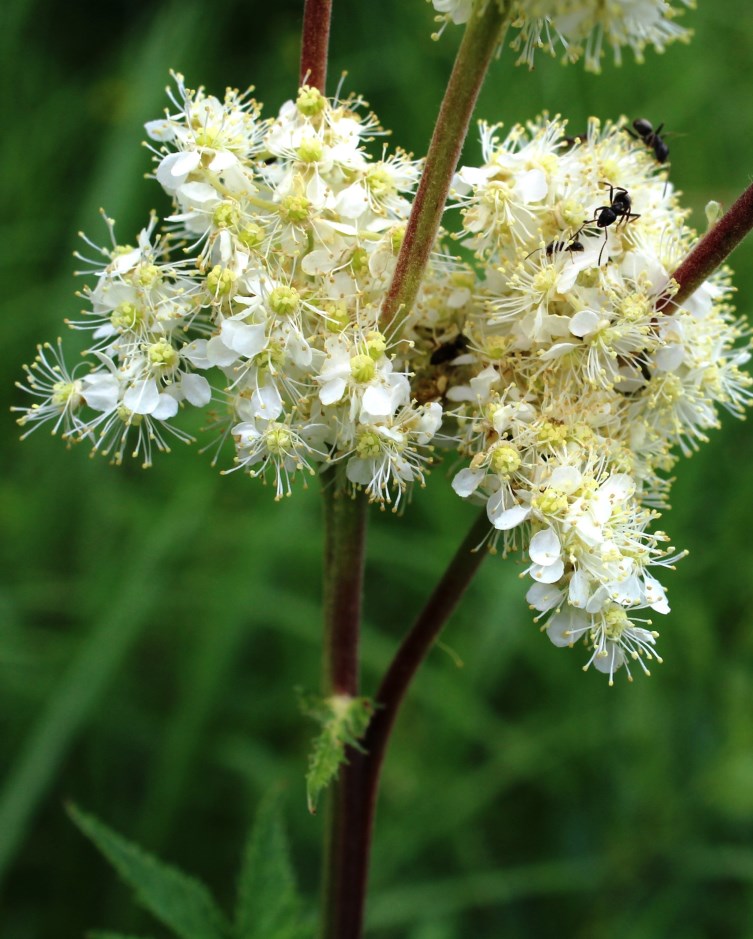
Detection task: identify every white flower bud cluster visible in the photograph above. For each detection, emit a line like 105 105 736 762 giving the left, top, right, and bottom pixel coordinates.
430 0 693 72
16 76 451 504
445 116 752 681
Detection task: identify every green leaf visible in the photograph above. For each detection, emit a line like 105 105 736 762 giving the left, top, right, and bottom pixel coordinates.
300 693 373 814
235 793 303 939
69 805 230 939
88 933 157 939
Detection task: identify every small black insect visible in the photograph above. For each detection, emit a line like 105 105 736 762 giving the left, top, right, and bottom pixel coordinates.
430 333 470 365
628 118 669 164
524 235 585 262
581 183 641 264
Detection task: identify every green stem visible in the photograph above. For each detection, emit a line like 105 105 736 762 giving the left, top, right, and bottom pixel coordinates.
379 0 509 332
319 466 368 939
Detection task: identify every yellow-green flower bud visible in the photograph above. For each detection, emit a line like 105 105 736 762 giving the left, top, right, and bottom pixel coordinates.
134 263 162 288
365 330 387 360
490 444 520 477
296 85 325 117
268 285 300 316
280 194 311 223
532 489 568 517
148 339 179 371
322 299 350 332
51 380 81 410
350 246 369 275
365 165 394 197
350 354 376 383
536 421 567 446
356 429 381 459
207 265 236 297
111 302 143 331
297 137 324 163
265 422 292 455
238 222 265 250
213 201 240 229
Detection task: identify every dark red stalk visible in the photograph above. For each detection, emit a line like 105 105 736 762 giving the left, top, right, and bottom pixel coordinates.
300 0 332 93
341 508 491 937
659 180 753 312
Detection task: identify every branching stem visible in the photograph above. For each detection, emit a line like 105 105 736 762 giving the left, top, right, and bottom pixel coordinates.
379 1 510 331
659 180 753 311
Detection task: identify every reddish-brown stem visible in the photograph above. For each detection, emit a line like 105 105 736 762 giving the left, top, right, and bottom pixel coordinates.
379 1 509 331
300 0 332 93
340 508 491 937
659 180 753 312
319 467 368 939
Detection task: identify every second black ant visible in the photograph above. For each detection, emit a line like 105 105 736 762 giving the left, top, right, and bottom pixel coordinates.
628 118 669 164
524 234 585 262
580 183 641 264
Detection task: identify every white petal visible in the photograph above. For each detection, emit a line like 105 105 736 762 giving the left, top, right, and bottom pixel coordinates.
221 320 267 357
180 373 212 407
530 558 565 584
592 643 625 676
81 373 120 412
490 503 530 531
529 527 562 566
124 379 160 415
209 151 237 172
319 377 347 406
516 168 547 202
181 340 212 369
568 569 590 608
152 392 180 420
569 309 600 338
252 385 283 420
171 150 201 177
546 609 585 647
548 465 582 494
362 384 393 418
452 467 485 498
206 335 240 367
526 582 562 612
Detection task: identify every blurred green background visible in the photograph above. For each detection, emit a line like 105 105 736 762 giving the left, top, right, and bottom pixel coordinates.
3 1 753 936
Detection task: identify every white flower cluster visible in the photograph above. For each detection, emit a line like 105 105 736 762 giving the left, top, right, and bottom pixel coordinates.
16 75 751 682
16 77 452 505
430 0 693 71
445 116 751 680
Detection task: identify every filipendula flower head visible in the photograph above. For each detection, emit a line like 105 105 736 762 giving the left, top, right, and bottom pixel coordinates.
430 0 693 72
15 77 452 506
445 114 751 681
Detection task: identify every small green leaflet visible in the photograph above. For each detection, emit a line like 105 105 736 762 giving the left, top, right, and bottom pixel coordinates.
235 792 307 939
69 804 230 939
299 692 374 814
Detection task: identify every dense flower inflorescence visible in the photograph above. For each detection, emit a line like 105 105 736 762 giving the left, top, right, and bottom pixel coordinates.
430 0 693 71
16 75 751 681
16 76 455 506
442 116 751 679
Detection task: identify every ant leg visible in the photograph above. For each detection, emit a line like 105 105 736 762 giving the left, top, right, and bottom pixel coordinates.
598 230 608 265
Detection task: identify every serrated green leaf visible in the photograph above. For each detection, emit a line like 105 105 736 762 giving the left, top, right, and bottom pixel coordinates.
235 792 302 939
69 805 230 939
301 694 373 814
88 932 157 939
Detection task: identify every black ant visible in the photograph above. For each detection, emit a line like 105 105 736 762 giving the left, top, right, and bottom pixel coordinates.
581 183 641 264
430 333 470 365
524 234 585 262
628 118 669 164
